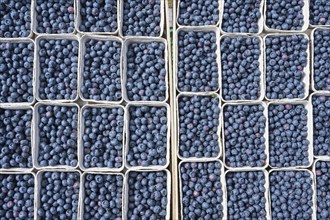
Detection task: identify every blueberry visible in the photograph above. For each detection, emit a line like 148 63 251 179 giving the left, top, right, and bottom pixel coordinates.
82 106 124 169
224 104 267 168
269 103 310 167
178 95 220 158
0 41 34 103
80 38 122 102
221 0 262 33
177 30 219 92
37 37 78 101
266 0 305 30
122 0 162 37
315 161 330 220
38 171 80 220
0 108 32 169
0 0 31 37
180 161 224 220
83 173 123 220
221 36 262 100
177 0 219 26
35 0 75 34
313 29 330 91
126 105 168 168
270 170 313 220
36 104 78 168
125 41 167 101
265 34 308 100
127 171 168 219
226 171 267 219
79 0 118 33
312 94 330 156
310 0 330 25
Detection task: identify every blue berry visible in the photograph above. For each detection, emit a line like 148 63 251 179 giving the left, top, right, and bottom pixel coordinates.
78 0 118 33
226 171 267 219
265 35 308 100
224 104 267 168
38 171 80 220
178 95 220 158
0 173 34 219
310 0 330 25
177 0 219 26
313 29 330 91
125 41 167 102
177 30 219 92
221 36 262 100
37 104 78 168
269 103 310 167
82 106 124 169
122 0 162 37
270 170 313 220
222 0 262 33
180 161 224 220
37 38 78 101
0 108 32 169
127 171 168 219
265 0 305 31
80 38 122 102
35 0 75 34
315 160 330 220
83 173 123 220
0 41 34 103
312 94 330 156
126 105 168 168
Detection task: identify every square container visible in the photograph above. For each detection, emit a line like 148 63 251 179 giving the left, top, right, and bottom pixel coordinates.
264 33 310 101
219 35 265 102
267 101 313 168
122 37 169 103
125 102 170 170
35 34 80 103
174 26 221 94
78 34 123 104
222 102 268 170
79 104 125 172
33 102 80 170
176 93 221 160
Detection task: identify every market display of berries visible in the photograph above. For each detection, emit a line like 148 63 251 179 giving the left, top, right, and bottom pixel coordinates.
37 171 80 219
221 36 262 101
270 170 314 220
0 108 32 169
315 160 330 220
177 0 220 26
269 103 310 167
180 161 224 220
313 29 330 91
178 95 220 158
226 171 267 219
82 173 123 220
0 41 34 104
222 0 262 33
37 38 78 101
78 0 118 33
265 0 305 31
265 34 308 100
224 104 267 168
0 173 34 219
310 0 330 26
127 171 168 219
81 106 124 169
125 41 167 102
80 38 122 102
37 104 78 168
177 29 219 92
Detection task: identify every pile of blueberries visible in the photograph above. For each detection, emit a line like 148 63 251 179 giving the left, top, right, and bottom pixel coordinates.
315 161 330 219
